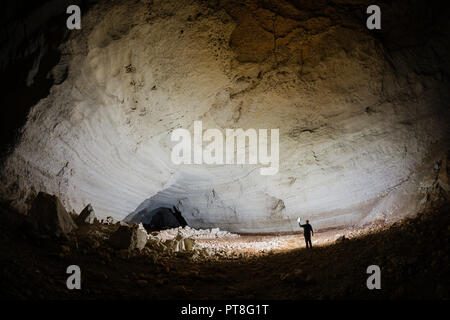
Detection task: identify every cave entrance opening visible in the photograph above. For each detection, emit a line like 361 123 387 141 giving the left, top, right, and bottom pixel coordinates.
142 206 188 233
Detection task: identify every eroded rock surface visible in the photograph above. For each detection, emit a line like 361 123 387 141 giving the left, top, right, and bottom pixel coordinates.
0 0 449 232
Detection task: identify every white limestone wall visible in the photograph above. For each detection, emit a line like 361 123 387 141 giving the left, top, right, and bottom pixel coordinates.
1 0 449 232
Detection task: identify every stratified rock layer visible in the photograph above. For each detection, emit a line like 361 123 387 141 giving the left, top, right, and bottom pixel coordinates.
1 0 449 232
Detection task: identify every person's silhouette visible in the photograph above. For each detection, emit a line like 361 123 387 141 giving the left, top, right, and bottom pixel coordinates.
298 219 314 249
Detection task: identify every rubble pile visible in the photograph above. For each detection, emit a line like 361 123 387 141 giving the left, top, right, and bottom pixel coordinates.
23 192 240 258
100 216 119 225
153 226 239 241
195 237 290 254
146 233 197 254
21 189 450 263
142 226 245 258
1 190 449 299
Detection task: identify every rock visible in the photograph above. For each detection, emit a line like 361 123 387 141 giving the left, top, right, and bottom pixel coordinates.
60 245 71 254
90 239 100 249
175 238 185 252
69 210 78 221
76 204 96 225
335 235 348 243
146 236 165 252
137 279 148 287
108 223 148 251
101 216 118 225
161 234 196 253
183 238 195 251
437 155 449 192
28 192 77 237
164 239 184 252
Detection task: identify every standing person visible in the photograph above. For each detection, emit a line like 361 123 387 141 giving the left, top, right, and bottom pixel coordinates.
297 218 314 249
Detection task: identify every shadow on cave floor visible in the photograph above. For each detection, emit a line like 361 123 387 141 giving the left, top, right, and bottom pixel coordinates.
0 202 449 300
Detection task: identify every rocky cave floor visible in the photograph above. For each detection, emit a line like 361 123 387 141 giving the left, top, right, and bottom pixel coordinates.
0 202 449 300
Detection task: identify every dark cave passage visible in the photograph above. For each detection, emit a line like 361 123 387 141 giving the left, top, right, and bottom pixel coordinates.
141 206 188 232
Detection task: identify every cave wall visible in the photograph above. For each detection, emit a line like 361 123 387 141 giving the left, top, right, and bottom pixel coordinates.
1 0 449 232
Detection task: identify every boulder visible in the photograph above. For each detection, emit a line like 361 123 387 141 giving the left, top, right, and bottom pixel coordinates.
28 192 77 237
76 204 96 225
183 238 196 251
100 216 118 225
162 239 179 252
108 223 148 251
163 234 196 252
335 235 348 243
